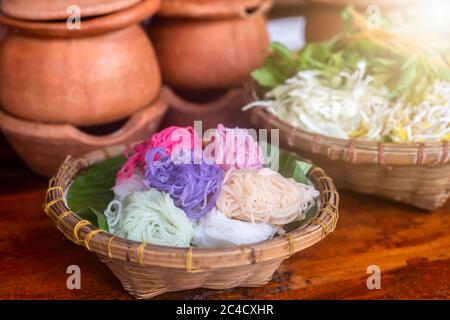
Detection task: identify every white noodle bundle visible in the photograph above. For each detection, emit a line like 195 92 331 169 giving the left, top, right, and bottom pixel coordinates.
112 173 147 201
216 168 319 225
191 208 277 248
244 67 450 143
107 189 194 248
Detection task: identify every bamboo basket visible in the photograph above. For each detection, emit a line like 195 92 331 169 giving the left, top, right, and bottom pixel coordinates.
44 144 339 299
249 108 450 211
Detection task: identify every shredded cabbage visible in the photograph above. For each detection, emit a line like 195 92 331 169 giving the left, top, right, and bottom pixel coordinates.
245 62 450 143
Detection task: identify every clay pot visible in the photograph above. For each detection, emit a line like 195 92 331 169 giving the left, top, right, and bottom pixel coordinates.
271 0 306 16
304 0 423 42
160 86 252 130
0 0 161 126
273 0 306 8
149 0 272 91
1 0 143 21
0 92 168 177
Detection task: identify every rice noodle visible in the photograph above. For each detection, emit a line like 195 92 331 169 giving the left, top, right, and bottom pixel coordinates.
112 173 147 201
110 189 194 248
191 208 277 248
216 168 319 225
244 64 450 143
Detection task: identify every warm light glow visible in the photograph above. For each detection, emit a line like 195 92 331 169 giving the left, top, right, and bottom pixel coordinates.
413 0 450 34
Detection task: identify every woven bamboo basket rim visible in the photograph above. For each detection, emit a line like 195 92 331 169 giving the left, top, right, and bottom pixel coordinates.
44 144 339 272
250 108 449 167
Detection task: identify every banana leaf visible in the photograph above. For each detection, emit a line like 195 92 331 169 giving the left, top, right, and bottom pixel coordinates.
260 140 313 185
67 155 126 231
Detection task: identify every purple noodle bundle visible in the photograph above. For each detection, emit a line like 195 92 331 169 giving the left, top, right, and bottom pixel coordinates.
144 147 223 219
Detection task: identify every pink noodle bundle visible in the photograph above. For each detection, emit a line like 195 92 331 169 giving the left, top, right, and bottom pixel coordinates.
116 126 201 181
205 124 264 171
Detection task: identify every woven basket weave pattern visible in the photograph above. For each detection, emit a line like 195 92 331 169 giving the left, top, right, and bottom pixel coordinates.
45 144 339 299
250 108 450 210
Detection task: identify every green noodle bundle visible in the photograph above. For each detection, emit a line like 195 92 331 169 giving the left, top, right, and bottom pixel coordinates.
108 189 194 248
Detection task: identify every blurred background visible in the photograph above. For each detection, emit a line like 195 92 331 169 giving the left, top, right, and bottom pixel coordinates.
0 0 449 301
0 0 448 178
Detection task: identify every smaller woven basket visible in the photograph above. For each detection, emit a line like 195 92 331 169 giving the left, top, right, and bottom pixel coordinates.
44 144 339 299
250 108 450 211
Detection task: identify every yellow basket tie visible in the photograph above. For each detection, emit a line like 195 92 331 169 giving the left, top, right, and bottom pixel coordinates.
84 229 104 251
48 177 64 187
327 201 339 213
73 220 91 243
107 237 115 258
186 247 193 272
137 242 147 265
323 207 338 231
312 217 329 238
58 210 71 220
45 186 64 201
56 210 71 230
44 198 63 216
321 189 340 204
286 234 295 257
321 189 338 196
53 210 73 241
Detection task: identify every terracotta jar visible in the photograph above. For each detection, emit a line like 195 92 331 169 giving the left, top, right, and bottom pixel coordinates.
1 0 143 21
149 0 272 91
271 0 306 16
304 0 423 42
0 0 161 126
0 92 168 177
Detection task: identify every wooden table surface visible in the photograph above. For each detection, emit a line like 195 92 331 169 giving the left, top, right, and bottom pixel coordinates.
0 136 449 300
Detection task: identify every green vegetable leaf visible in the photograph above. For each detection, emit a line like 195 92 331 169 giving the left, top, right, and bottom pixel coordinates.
67 155 126 228
269 42 296 69
252 42 297 88
251 5 450 106
261 141 312 185
76 208 99 226
283 201 318 232
341 6 355 33
389 56 418 99
381 135 393 143
260 141 318 229
251 66 285 87
91 207 109 231
437 67 450 81
76 207 109 231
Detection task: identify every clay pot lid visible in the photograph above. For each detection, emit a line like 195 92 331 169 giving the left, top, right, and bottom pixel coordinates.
0 0 160 37
0 91 168 147
1 0 144 21
157 0 273 18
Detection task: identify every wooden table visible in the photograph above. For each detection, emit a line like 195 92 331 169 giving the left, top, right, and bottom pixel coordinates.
0 136 449 300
